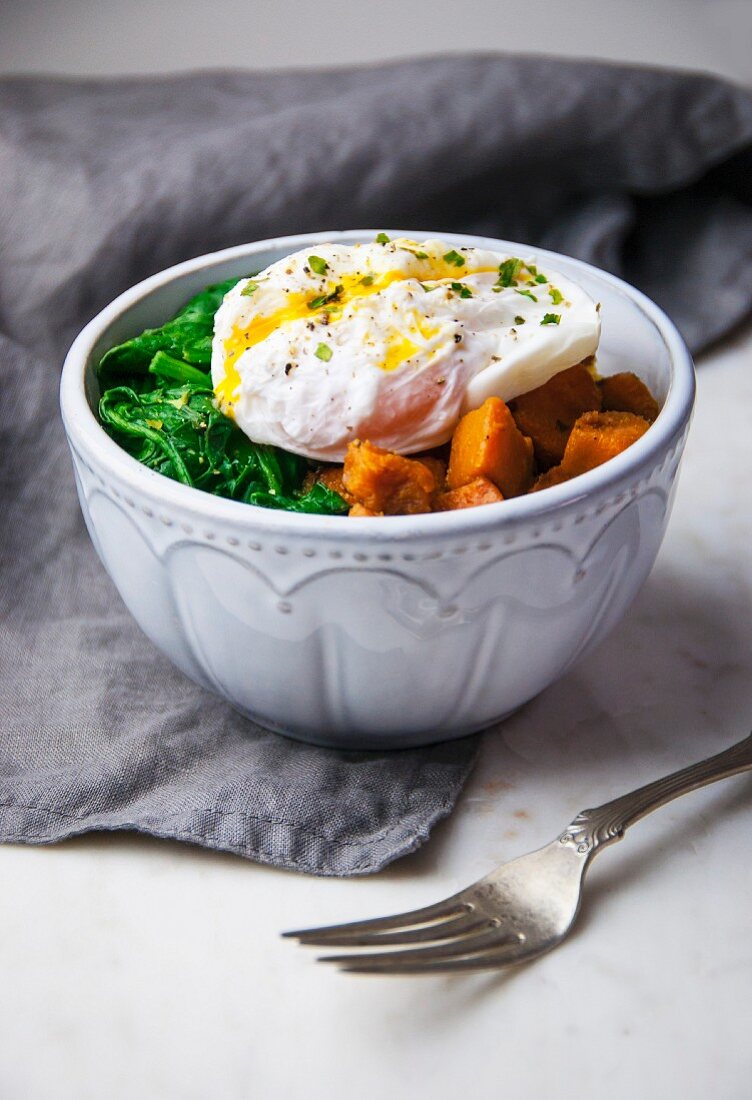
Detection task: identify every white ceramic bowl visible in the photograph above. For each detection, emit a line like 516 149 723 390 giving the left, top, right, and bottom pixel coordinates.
60 231 695 749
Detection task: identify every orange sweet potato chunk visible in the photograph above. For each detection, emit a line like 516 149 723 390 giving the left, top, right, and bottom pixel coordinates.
343 440 437 515
437 477 504 511
509 363 601 469
530 465 571 493
447 397 534 498
560 411 650 476
416 455 447 495
600 372 660 422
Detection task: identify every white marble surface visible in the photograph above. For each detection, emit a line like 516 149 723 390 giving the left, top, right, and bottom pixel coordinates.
2 323 751 1100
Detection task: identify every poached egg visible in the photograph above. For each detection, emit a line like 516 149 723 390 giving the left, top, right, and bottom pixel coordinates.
211 237 600 461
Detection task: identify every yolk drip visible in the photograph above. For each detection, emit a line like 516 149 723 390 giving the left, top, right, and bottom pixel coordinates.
216 271 407 409
216 289 311 409
382 333 420 374
215 254 494 410
381 315 442 373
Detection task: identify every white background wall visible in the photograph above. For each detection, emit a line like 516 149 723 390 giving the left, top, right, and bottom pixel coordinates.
1 0 750 83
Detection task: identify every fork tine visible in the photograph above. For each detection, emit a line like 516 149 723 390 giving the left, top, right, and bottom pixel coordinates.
283 898 468 943
296 915 490 950
338 950 523 976
289 911 489 948
318 927 519 969
334 941 527 976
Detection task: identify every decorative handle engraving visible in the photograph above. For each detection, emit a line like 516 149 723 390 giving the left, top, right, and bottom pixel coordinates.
560 732 752 855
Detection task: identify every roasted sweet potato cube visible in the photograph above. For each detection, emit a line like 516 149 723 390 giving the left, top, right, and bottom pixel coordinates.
600 372 660 422
416 455 447 495
509 363 601 468
437 477 504 511
561 411 650 476
343 440 436 515
447 397 534 497
530 465 571 493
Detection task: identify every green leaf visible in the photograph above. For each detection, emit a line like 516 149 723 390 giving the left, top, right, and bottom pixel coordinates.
315 343 333 361
443 249 465 267
534 274 548 284
99 385 194 485
541 313 561 325
308 255 329 275
148 351 211 386
97 275 247 386
295 482 348 515
252 481 347 514
375 233 390 245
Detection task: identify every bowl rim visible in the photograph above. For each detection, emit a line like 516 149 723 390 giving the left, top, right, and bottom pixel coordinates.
60 229 696 540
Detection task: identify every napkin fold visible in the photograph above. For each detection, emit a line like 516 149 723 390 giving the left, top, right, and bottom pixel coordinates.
1 55 751 875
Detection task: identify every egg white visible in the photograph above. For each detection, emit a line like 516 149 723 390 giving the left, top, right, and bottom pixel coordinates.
211 238 600 461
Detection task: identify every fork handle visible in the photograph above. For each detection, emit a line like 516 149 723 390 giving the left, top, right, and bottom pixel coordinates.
560 732 752 855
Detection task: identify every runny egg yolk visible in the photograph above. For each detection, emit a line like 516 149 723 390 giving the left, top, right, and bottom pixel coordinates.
215 257 495 408
382 333 419 374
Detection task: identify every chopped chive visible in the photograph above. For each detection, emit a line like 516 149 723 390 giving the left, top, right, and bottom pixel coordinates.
420 282 439 292
443 249 466 267
549 287 564 305
404 248 429 259
534 273 548 284
450 281 473 299
240 281 259 297
308 255 329 276
375 232 390 245
359 274 374 286
308 285 343 310
315 343 333 361
514 315 526 325
497 258 523 287
541 313 561 325
515 288 538 302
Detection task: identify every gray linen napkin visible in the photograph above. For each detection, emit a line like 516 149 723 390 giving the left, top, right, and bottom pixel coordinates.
1 56 751 876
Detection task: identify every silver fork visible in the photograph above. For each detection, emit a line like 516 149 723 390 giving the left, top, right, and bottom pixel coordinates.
284 732 752 974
